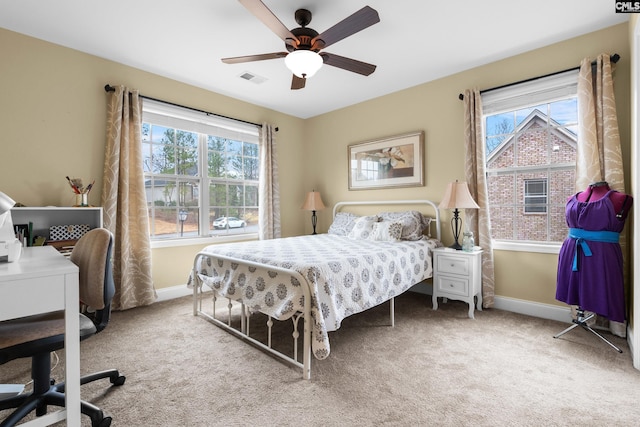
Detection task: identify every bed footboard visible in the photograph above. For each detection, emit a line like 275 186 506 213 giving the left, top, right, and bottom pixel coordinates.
192 252 313 380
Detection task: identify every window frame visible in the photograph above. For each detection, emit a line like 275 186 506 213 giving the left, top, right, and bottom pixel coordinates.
481 70 578 253
141 99 260 246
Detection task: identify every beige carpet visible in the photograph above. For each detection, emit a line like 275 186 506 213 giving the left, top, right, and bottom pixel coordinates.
2 292 639 426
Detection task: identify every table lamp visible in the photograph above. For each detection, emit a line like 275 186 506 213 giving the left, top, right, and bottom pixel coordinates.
0 191 22 262
301 190 326 235
438 181 479 250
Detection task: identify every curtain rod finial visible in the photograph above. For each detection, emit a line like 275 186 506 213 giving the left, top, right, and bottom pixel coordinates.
458 93 464 100
104 84 115 92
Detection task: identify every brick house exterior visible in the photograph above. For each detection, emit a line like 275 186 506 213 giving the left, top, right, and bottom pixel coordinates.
486 110 576 242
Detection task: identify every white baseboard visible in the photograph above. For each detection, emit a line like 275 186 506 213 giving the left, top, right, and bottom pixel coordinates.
493 295 572 324
156 284 192 303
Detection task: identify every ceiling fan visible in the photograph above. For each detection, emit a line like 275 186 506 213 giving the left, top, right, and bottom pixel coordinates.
222 0 380 90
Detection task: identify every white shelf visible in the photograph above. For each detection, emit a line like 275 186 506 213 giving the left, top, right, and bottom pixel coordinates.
11 207 103 242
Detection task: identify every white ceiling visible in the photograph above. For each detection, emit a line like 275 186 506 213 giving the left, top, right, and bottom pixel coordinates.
0 0 628 119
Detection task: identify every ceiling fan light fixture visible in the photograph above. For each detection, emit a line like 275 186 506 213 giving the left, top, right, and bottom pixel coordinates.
285 50 323 78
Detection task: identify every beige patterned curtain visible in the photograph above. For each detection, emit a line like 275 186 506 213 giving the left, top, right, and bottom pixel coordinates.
258 123 281 240
575 54 628 337
463 89 496 308
102 85 157 310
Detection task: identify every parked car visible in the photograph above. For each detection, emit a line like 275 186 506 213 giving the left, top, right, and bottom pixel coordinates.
212 216 246 229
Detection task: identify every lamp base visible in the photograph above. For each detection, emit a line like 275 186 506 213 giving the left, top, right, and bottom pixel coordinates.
311 210 318 235
450 208 463 251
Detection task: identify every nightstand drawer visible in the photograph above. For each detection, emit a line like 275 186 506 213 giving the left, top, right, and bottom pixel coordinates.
435 275 469 297
436 255 470 276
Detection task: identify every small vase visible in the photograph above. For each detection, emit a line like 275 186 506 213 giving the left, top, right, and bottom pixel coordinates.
74 193 89 207
462 231 474 252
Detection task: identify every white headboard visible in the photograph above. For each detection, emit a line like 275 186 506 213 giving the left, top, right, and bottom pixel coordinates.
332 199 441 241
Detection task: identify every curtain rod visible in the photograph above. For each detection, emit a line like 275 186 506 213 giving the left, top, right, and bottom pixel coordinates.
103 84 277 131
457 53 620 100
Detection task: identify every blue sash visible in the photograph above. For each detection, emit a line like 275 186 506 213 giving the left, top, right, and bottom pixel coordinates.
568 228 620 271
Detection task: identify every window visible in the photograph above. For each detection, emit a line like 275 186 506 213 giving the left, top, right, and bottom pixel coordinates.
524 179 547 214
483 70 578 244
141 99 260 240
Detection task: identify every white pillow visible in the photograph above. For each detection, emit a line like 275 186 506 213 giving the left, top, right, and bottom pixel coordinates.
347 215 379 240
368 221 403 242
328 212 359 236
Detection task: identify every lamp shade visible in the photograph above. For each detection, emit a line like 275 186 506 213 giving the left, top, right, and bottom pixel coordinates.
0 191 16 215
438 181 480 210
301 191 326 211
285 50 323 78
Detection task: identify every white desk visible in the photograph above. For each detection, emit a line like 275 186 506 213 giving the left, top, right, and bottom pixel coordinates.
0 246 80 426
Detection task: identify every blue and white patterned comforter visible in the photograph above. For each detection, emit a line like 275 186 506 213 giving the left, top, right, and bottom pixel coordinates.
193 234 440 359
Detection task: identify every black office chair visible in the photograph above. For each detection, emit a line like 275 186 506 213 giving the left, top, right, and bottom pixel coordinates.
0 228 126 427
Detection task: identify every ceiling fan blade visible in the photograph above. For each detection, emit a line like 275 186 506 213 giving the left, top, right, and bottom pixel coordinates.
239 0 299 45
320 52 376 76
291 74 306 90
311 6 380 50
222 52 288 64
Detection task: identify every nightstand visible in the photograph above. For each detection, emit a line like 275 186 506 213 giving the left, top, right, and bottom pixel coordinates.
432 247 483 319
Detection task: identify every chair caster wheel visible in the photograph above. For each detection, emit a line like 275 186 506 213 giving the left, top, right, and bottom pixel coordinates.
98 416 112 427
112 375 126 386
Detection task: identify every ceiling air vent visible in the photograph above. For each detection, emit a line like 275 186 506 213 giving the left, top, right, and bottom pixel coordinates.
238 71 267 85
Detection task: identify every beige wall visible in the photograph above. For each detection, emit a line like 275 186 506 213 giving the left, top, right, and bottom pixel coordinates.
0 23 632 309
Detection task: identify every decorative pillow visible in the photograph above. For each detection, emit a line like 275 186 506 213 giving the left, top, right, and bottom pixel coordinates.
377 210 426 240
347 215 380 240
328 212 360 236
368 221 403 242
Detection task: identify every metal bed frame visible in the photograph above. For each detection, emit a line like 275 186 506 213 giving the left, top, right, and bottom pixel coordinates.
192 199 441 380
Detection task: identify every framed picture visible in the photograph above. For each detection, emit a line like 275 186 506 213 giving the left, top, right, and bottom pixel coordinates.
348 131 424 190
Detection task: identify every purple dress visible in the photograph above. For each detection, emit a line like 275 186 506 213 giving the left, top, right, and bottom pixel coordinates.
555 190 630 322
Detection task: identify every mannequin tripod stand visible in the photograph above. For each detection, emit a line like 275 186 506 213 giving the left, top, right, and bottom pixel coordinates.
553 307 622 353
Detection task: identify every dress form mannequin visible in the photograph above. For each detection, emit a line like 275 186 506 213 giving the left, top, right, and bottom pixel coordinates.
555 180 633 351
574 181 629 215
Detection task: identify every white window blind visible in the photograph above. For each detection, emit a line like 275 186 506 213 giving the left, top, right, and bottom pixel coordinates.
142 99 259 144
481 69 579 115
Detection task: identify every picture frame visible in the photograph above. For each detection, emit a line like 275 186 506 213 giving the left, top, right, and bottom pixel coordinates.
348 131 424 190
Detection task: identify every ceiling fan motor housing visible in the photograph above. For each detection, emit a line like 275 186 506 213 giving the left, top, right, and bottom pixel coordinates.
287 31 319 52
